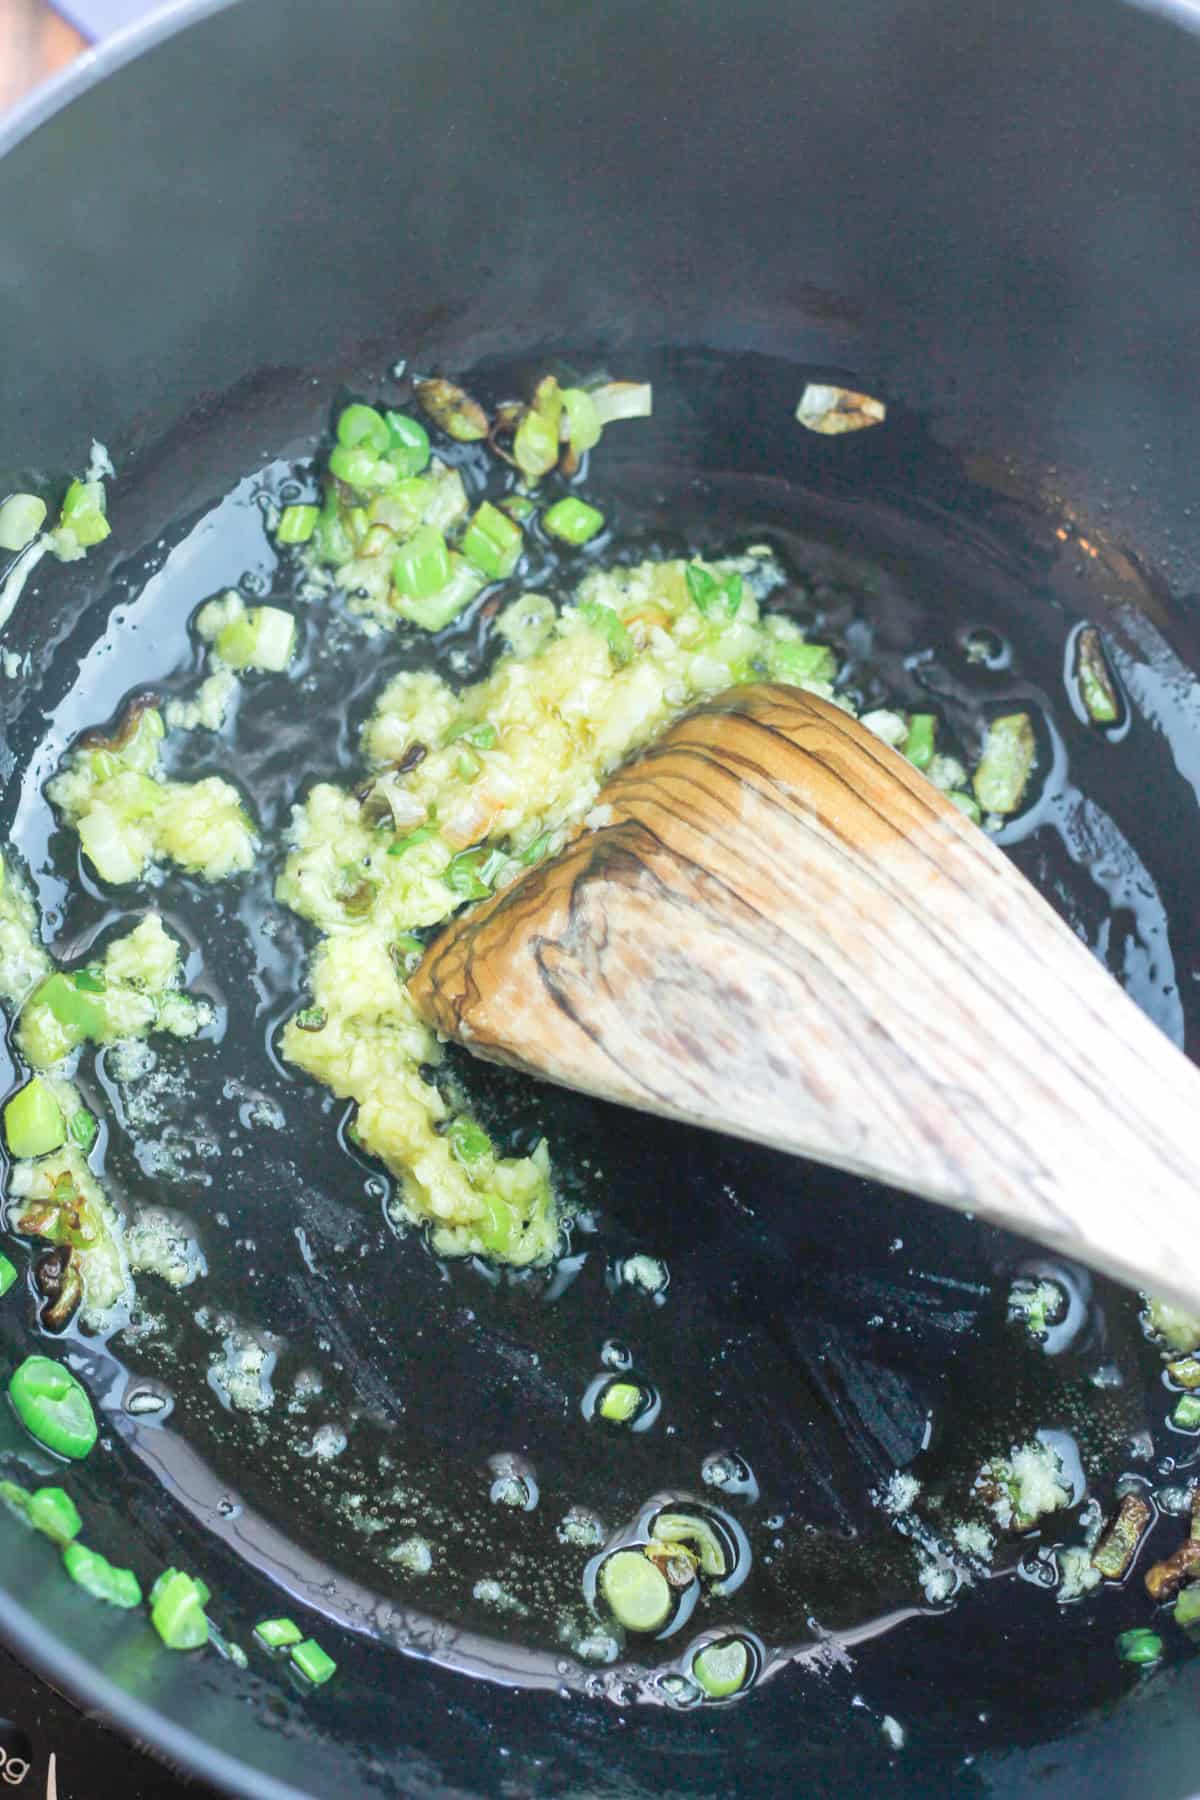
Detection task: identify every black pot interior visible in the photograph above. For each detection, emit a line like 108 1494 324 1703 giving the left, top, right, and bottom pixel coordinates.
5 3 1200 1797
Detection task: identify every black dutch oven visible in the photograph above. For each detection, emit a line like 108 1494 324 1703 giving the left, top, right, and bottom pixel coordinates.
4 1 1200 1795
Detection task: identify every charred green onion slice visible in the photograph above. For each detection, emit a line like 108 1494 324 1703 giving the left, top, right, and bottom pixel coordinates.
1075 626 1120 724
291 1638 337 1685
973 713 1035 815
10 1356 97 1460
651 1511 727 1578
3 1078 66 1159
1091 1493 1151 1579
599 1550 672 1634
692 1637 750 1698
256 1616 303 1648
150 1569 210 1649
414 379 489 443
462 502 523 580
63 1543 142 1609
277 504 319 545
0 492 47 551
1168 1358 1200 1389
1117 1627 1163 1666
543 498 605 546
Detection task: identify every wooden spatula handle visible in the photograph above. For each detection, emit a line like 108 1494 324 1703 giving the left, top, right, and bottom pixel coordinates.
412 685 1200 1309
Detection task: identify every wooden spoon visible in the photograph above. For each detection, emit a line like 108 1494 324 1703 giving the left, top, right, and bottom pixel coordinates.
411 683 1200 1310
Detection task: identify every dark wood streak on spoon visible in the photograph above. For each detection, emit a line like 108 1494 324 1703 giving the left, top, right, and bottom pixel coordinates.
411 684 1200 1308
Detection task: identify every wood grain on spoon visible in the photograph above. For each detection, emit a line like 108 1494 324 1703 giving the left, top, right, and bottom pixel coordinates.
411 684 1200 1309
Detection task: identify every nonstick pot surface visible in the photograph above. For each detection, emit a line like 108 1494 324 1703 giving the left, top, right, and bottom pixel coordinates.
6 3 1200 1798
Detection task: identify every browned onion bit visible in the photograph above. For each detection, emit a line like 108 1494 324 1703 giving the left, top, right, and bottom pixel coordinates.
34 1246 82 1331
1091 1492 1152 1580
414 379 489 443
78 691 160 752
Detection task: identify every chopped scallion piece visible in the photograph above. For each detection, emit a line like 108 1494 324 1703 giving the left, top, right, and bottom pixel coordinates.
520 833 552 866
58 480 110 547
291 1637 337 1685
9 1356 97 1460
652 1511 727 1577
328 443 388 491
578 599 633 665
1116 1627 1163 1667
0 493 47 552
384 412 431 477
500 495 536 523
414 379 489 443
255 1616 303 1648
903 714 937 771
598 1381 644 1424
387 824 438 858
1174 1586 1200 1632
392 526 451 600
28 1486 81 1546
276 504 320 545
543 498 605 545
69 1110 98 1152
1173 1395 1200 1431
948 791 982 824
445 849 496 901
456 748 481 782
336 403 391 456
692 1637 750 1698
3 1078 66 1159
599 1549 671 1634
150 1568 210 1650
767 639 837 685
295 1007 327 1033
973 713 1036 816
449 1119 491 1164
1075 626 1121 725
589 381 653 425
445 719 498 750
1167 1357 1200 1390
513 396 561 481
462 501 523 581
560 388 603 461
0 1255 17 1298
63 1543 142 1609
685 563 742 619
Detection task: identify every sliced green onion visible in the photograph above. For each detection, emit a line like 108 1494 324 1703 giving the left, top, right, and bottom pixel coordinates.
276 504 320 545
414 378 489 443
0 493 47 552
768 639 837 685
973 713 1036 816
445 719 498 750
336 403 391 456
28 1486 81 1546
578 599 633 666
150 1568 210 1650
72 966 106 994
685 563 742 619
903 714 937 771
590 381 653 426
369 480 431 535
328 443 388 492
462 501 523 581
500 495 536 523
392 526 451 600
58 480 110 547
387 823 438 859
1173 1395 1200 1430
291 1637 337 1685
652 1511 727 1577
449 1119 491 1164
560 388 603 460
4 1078 67 1158
598 1381 644 1424
389 934 425 976
295 1007 327 1033
445 849 496 901
0 1481 31 1525
477 1193 521 1256
10 1356 97 1460
456 748 481 782
63 1543 142 1609
692 1637 750 1698
215 605 296 672
1075 626 1120 725
27 971 107 1050
384 412 431 477
256 1616 304 1648
1167 1357 1200 1390
1116 1627 1163 1667
69 1110 97 1152
543 498 605 546
313 502 353 565
520 832 552 866
599 1550 671 1634
1174 1586 1200 1631
513 403 560 482
0 1255 17 1298
948 790 982 823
